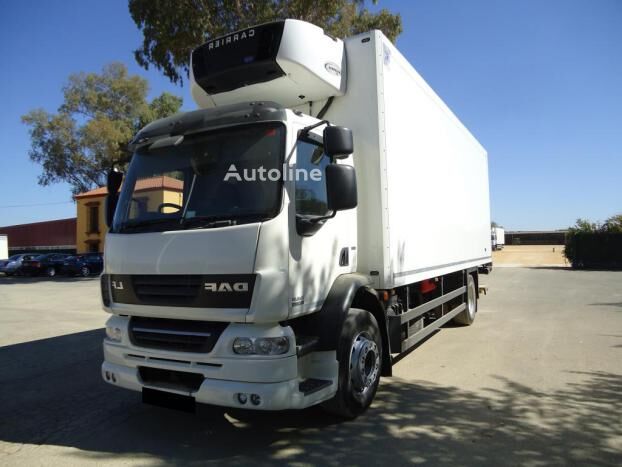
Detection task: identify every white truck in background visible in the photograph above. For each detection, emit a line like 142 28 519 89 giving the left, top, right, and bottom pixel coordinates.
101 20 491 418
492 227 505 250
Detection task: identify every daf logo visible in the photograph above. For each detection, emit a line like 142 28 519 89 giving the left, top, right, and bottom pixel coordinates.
204 282 249 293
207 29 255 50
111 280 124 290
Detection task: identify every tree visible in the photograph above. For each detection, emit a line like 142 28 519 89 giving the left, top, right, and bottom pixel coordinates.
22 63 183 195
567 215 622 234
129 0 402 84
602 214 622 233
568 218 598 234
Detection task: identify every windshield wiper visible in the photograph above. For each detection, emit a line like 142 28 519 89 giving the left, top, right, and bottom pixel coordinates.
182 214 266 230
182 217 235 229
118 217 182 232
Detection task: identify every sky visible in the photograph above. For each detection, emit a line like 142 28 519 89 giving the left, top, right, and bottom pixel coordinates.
1 0 621 230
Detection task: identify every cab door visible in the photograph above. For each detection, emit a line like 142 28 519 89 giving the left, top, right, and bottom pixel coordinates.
288 129 357 318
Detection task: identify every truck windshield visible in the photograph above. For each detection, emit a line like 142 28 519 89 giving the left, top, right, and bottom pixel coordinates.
112 123 285 233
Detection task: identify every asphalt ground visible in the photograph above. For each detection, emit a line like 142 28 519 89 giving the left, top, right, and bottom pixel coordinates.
1 268 621 466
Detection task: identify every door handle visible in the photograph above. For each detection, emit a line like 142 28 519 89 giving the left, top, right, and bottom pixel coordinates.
339 247 349 267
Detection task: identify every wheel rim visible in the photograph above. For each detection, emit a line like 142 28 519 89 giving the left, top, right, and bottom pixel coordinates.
349 332 380 396
47 267 56 277
81 267 89 277
467 279 476 319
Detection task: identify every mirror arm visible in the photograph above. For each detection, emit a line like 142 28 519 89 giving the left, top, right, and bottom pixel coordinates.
298 120 330 140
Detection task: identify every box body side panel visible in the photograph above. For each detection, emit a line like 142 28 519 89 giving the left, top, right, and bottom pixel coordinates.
379 36 491 287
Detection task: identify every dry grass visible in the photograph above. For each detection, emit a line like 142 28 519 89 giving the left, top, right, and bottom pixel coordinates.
492 245 569 267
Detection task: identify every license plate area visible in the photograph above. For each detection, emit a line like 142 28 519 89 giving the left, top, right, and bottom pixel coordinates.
142 387 196 413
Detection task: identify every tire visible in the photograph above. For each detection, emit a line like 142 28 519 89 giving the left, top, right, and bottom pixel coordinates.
322 308 382 419
80 266 90 277
453 273 477 325
46 267 56 278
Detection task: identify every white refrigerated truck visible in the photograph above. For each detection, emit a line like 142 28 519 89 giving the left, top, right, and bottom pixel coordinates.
101 19 491 417
492 227 505 250
0 235 7 261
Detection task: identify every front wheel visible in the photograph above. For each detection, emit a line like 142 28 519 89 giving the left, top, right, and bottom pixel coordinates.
322 308 382 419
453 273 477 325
46 267 56 277
80 266 90 277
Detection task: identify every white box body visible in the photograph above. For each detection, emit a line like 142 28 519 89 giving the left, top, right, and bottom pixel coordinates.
323 32 491 288
493 227 505 248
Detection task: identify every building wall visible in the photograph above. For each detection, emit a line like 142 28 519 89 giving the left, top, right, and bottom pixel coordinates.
506 231 567 245
163 190 184 212
76 195 107 253
128 190 166 218
75 188 183 253
0 218 77 253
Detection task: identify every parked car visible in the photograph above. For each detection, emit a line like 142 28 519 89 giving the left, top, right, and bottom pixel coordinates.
0 253 38 276
20 253 70 277
62 253 104 277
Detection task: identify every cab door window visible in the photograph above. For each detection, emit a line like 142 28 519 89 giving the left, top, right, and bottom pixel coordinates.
295 141 329 217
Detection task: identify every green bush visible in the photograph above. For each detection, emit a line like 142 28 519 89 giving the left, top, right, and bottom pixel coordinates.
564 216 622 269
565 232 622 269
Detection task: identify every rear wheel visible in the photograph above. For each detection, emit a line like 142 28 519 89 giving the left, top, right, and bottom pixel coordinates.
322 308 382 419
46 267 56 277
80 266 90 277
453 273 477 325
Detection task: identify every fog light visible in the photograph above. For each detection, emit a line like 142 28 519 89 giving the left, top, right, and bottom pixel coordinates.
105 326 122 342
237 393 248 404
250 394 261 406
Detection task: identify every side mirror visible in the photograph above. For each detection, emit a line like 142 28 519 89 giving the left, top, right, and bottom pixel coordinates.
105 168 123 228
324 126 353 158
326 164 357 212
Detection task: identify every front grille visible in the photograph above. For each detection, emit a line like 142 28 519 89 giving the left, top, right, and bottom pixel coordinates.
110 274 256 308
138 366 204 392
129 317 228 353
132 275 202 306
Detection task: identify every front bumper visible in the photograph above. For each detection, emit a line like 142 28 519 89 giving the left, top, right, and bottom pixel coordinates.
102 317 338 410
102 360 327 410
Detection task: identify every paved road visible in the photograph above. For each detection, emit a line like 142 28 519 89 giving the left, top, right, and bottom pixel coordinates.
0 275 103 347
1 269 621 466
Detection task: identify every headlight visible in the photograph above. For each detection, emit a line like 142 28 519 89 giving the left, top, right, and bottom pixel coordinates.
105 326 122 342
232 336 290 355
